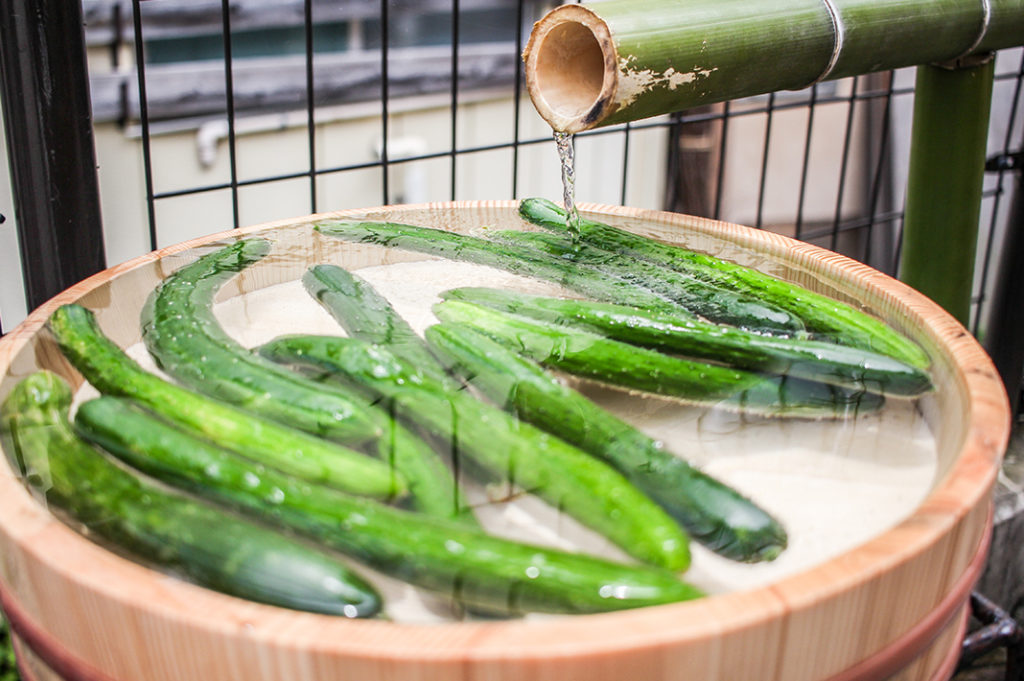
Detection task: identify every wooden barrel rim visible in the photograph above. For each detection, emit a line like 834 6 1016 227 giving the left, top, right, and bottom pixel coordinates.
0 200 1010 678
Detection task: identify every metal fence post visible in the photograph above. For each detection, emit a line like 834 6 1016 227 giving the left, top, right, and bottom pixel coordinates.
0 0 106 312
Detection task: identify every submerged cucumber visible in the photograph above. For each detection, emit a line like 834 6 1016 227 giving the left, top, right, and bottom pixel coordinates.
140 240 472 524
492 229 804 335
257 334 692 572
434 300 885 418
0 372 381 618
47 303 405 500
303 264 450 383
74 394 704 616
425 322 788 562
314 219 693 313
519 197 929 368
441 288 932 397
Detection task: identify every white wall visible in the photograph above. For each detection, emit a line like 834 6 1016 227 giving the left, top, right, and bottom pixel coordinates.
0 100 27 333
94 93 669 267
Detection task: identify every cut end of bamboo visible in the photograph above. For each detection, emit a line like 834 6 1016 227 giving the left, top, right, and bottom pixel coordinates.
523 5 618 134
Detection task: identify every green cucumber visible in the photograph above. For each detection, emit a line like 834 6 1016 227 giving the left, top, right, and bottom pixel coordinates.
441 288 932 397
492 229 804 335
425 322 788 562
73 394 704 616
313 219 693 313
140 240 472 524
434 300 885 418
519 197 929 368
1 372 381 618
303 264 450 383
257 334 692 572
48 303 404 499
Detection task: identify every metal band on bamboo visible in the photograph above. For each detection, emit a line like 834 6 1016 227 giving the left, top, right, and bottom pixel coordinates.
950 0 994 63
808 0 846 85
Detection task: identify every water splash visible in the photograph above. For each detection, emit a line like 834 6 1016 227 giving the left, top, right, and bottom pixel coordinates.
554 131 582 243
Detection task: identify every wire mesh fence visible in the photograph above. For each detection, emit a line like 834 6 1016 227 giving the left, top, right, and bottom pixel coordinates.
1 1 1023 406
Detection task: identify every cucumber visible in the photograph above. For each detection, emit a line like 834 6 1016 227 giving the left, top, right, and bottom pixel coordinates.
73 394 704 616
441 288 932 397
434 300 885 418
313 219 694 313
0 372 381 618
257 334 692 572
48 303 405 500
303 264 450 383
425 322 788 562
519 197 930 368
492 229 804 335
140 240 472 524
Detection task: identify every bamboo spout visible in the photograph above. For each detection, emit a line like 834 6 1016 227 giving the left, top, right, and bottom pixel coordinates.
523 6 617 133
523 0 1024 133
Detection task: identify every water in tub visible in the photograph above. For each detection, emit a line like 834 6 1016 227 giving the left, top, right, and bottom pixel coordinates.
103 250 933 624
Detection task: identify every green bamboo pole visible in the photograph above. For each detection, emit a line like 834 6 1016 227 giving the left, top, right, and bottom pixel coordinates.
523 0 1023 133
898 58 995 325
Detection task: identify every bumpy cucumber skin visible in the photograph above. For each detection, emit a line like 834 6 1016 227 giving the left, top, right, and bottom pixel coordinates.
74 394 704 616
519 197 930 369
314 219 690 313
304 264 449 381
47 303 405 500
140 240 472 524
301 264 474 521
425 322 788 562
434 300 884 418
0 372 382 618
257 334 693 573
441 288 933 397
141 238 376 442
493 229 804 336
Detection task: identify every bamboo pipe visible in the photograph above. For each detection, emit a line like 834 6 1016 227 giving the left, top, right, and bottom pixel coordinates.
523 0 1024 133
899 58 995 325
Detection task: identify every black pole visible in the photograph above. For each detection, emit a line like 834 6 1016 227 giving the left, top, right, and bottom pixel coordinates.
0 0 105 311
982 150 1024 417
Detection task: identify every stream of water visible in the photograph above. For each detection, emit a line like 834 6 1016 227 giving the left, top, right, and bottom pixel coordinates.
554 131 582 242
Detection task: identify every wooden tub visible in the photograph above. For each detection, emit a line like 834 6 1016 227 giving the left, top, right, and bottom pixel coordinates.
0 202 1010 681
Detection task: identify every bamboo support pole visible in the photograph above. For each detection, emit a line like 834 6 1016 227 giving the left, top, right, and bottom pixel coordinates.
898 58 996 326
523 0 1024 133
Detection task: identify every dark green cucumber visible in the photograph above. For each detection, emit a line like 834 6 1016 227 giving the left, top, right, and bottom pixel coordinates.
303 264 450 382
257 334 692 572
314 219 693 313
441 288 932 397
140 240 472 524
73 394 704 616
434 300 885 418
48 303 404 499
492 229 804 335
141 238 375 442
425 322 787 562
0 372 381 618
519 197 929 368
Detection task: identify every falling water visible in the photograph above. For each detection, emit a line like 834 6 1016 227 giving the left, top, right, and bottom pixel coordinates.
554 131 582 243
